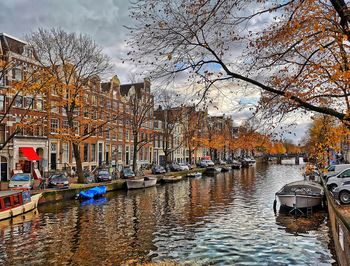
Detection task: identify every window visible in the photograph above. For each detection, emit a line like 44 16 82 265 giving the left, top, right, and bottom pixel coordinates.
14 95 23 108
99 126 104 137
83 143 89 162
50 119 59 133
0 95 4 110
0 124 5 144
24 97 34 109
154 121 158 129
37 99 43 111
118 128 123 141
106 128 110 139
62 143 69 163
117 145 123 161
125 130 129 141
12 66 22 81
73 121 79 135
91 144 96 162
62 120 69 129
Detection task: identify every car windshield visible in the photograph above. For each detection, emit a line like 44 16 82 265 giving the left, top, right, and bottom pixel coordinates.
327 165 335 171
124 169 133 174
11 174 30 181
98 171 109 176
50 174 67 181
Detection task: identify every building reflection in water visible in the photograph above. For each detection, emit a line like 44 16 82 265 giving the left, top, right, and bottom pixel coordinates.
0 165 335 265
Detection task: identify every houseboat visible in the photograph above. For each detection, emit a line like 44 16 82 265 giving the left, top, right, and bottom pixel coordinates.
0 191 42 221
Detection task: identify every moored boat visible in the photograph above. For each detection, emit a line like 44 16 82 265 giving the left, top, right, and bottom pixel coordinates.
78 186 107 200
126 176 157 189
231 160 242 169
275 180 324 210
0 191 42 221
204 167 221 175
221 166 230 172
162 175 183 183
187 172 202 178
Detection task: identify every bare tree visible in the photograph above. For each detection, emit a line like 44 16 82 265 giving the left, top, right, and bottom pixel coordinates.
127 0 350 126
27 28 112 183
124 81 154 173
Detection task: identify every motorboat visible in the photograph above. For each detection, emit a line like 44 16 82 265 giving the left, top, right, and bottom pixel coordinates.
162 175 183 183
221 166 230 172
0 190 42 221
241 157 256 168
78 186 107 199
204 167 221 175
231 160 242 169
275 181 324 212
187 172 202 178
126 176 157 189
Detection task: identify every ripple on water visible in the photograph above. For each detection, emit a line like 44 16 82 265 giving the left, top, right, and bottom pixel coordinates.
0 163 336 265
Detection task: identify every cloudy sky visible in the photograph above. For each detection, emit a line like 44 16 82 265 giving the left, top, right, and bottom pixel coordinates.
0 0 311 143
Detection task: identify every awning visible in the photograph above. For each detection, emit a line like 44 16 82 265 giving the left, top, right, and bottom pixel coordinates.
19 147 41 161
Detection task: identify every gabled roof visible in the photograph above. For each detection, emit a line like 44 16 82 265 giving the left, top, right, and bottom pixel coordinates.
0 33 27 55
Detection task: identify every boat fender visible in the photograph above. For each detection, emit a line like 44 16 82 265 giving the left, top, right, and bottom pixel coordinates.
9 210 13 217
23 206 25 213
273 197 277 214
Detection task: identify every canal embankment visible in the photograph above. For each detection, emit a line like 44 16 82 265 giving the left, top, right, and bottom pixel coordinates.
34 168 206 205
325 188 350 266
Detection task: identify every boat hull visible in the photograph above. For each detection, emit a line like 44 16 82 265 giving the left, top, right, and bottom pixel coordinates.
277 194 323 209
127 177 157 189
162 176 182 183
0 193 42 221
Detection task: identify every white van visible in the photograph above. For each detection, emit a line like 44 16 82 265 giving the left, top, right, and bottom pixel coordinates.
326 168 350 191
324 164 350 181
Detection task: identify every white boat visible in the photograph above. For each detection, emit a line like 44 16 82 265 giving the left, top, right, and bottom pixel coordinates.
275 181 324 209
162 175 183 183
187 172 202 178
0 191 42 221
126 176 157 189
231 160 242 169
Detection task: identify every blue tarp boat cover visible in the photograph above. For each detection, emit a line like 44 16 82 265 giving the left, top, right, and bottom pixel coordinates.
79 186 107 199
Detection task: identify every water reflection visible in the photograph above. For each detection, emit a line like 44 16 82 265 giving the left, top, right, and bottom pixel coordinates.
0 163 336 265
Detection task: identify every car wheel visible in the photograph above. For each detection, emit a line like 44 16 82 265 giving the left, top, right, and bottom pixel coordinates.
328 184 337 192
339 191 350 204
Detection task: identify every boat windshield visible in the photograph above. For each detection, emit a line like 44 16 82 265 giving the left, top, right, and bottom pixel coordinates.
124 169 134 175
11 174 30 181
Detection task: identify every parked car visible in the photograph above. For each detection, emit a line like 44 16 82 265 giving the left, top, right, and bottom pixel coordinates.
323 164 350 181
169 163 181 172
202 160 215 166
121 168 135 179
8 173 34 190
95 169 112 182
332 181 350 204
326 168 350 191
187 163 193 170
151 165 166 174
198 160 208 168
178 163 189 171
48 173 69 189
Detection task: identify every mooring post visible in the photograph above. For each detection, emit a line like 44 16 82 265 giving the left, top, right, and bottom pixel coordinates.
295 155 300 165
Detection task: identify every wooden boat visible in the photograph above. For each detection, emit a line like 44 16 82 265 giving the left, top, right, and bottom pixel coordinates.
126 176 157 189
0 191 42 221
275 181 324 210
162 175 183 183
187 172 202 178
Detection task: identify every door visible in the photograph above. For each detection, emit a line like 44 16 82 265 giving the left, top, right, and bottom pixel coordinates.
51 153 57 170
0 158 7 181
126 146 129 165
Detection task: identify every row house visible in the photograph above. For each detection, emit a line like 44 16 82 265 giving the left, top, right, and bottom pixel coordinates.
0 33 48 181
0 32 156 180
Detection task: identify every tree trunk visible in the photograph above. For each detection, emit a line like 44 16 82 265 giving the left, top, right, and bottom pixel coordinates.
73 142 85 183
132 134 138 173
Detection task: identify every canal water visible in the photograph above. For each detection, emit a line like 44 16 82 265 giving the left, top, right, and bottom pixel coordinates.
0 162 336 265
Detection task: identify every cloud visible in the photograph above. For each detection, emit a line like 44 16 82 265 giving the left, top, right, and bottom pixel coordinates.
0 0 132 82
